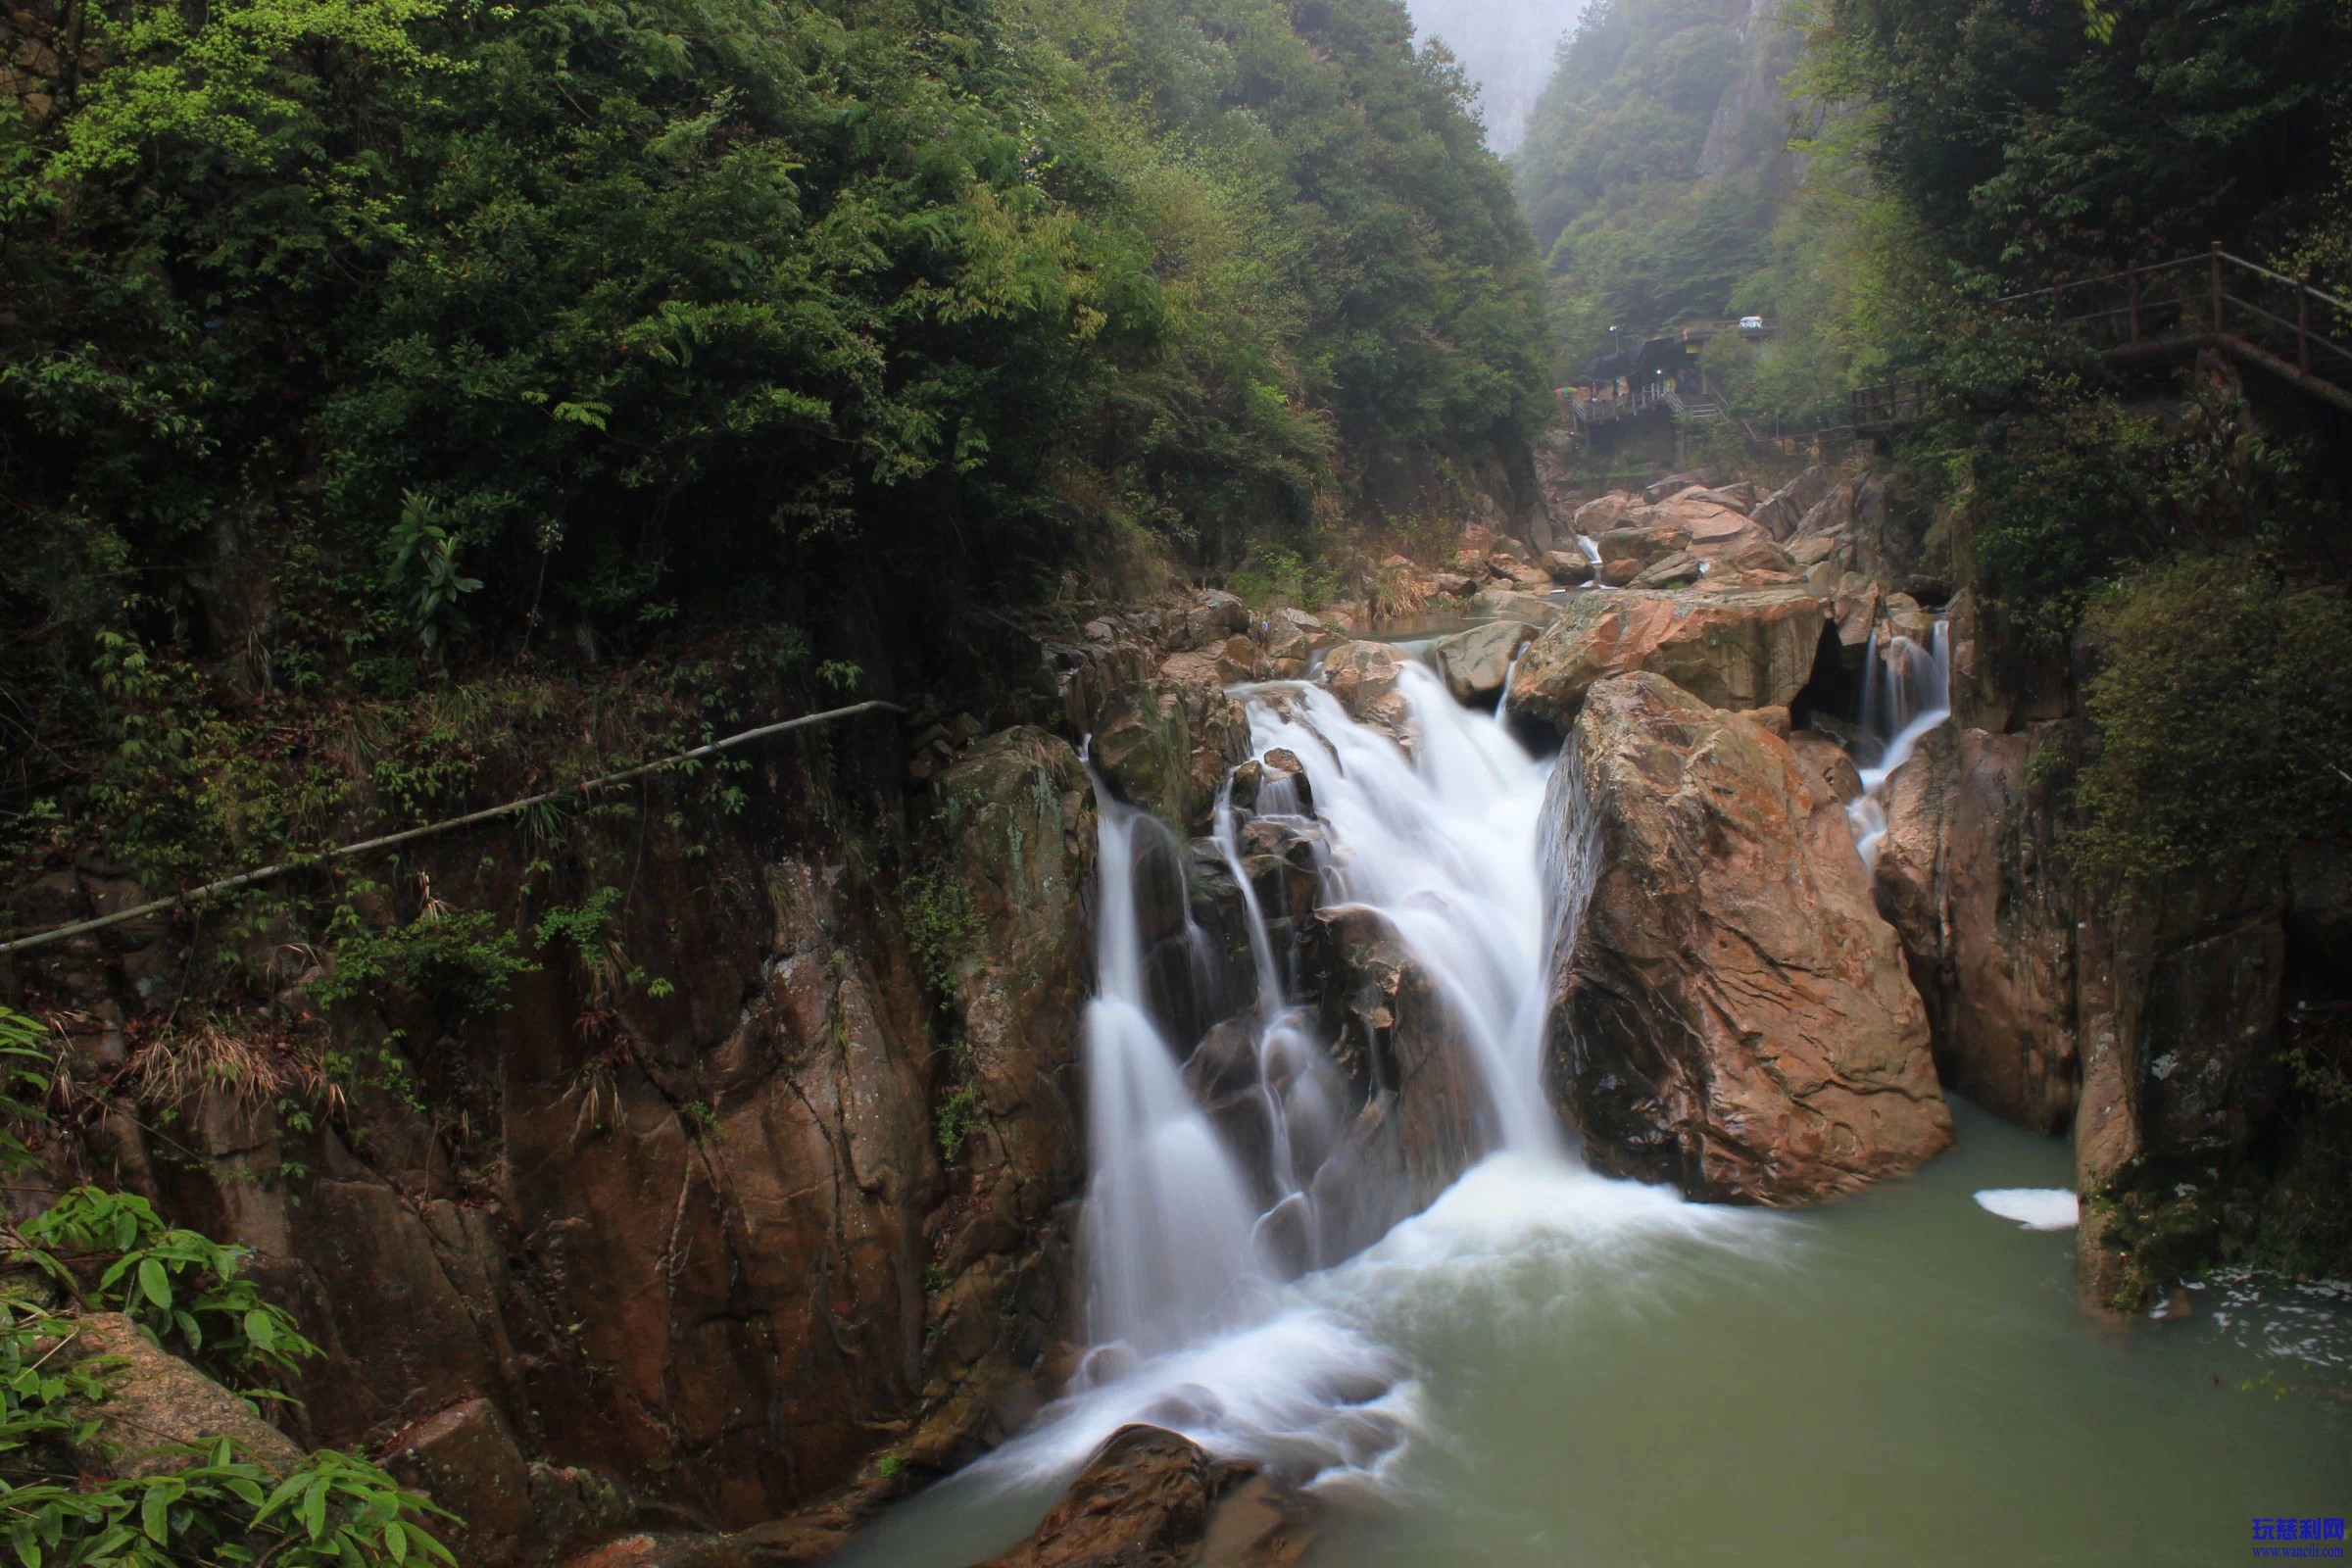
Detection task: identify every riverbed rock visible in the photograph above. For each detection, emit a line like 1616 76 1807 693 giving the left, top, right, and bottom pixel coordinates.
1312 906 1494 1248
1787 731 1864 805
1547 674 1953 1202
1573 493 1636 535
1544 550 1595 585
1506 586 1831 725
1750 466 1833 541
1593 525 1688 576
1320 641 1410 737
1643 468 1722 504
1428 620 1538 705
1091 656 1250 831
973 1426 1225 1568
1872 723 2081 1133
383 1397 534 1568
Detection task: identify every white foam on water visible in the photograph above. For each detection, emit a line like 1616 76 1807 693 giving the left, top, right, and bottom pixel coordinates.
956 1152 1786 1500
1973 1188 2080 1230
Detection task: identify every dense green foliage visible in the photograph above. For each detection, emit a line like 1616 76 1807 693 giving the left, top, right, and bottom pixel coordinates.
0 1007 459 1566
2070 557 2352 884
0 0 1544 852
1809 0 2349 289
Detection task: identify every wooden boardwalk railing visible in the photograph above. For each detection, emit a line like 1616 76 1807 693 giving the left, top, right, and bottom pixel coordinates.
1998 245 2352 416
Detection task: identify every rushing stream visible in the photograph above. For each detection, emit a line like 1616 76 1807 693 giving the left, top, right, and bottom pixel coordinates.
837 627 2349 1568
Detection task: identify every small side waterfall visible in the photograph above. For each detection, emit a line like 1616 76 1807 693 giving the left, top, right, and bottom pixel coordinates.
1846 620 1951 868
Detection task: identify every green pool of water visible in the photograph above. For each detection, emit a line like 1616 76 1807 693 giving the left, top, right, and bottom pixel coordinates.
837 1104 2349 1567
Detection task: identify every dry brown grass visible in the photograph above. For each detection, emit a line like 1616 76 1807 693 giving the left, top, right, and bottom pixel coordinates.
127 1014 345 1121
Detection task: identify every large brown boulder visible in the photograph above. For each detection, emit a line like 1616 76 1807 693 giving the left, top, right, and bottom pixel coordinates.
1507 587 1830 725
973 1427 1225 1568
1428 620 1537 705
1092 658 1250 832
383 1397 534 1568
59 1312 307 1479
1572 493 1637 535
1547 674 1953 1202
1319 641 1410 736
1306 908 1495 1260
1872 723 2080 1133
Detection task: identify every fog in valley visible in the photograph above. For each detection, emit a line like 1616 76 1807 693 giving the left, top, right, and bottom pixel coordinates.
1405 0 1587 152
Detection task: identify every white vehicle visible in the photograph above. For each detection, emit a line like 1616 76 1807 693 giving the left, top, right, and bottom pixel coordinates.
1739 315 1765 333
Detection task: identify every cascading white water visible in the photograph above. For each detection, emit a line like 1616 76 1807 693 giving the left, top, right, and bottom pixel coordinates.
1846 620 1952 868
1247 664 1561 1155
836 628 1775 1535
1080 804 1272 1355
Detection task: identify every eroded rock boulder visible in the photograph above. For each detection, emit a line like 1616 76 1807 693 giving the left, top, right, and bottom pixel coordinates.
1319 642 1409 737
58 1312 308 1480
383 1397 534 1568
1506 587 1830 725
1547 674 1953 1202
1428 620 1537 706
1872 723 2080 1133
973 1426 1224 1568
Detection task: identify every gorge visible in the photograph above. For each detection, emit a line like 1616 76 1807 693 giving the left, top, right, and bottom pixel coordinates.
2 0 2349 1559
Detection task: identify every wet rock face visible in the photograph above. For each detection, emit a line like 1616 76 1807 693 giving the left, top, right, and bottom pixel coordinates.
1303 906 1494 1259
975 1426 1222 1568
1427 620 1536 706
973 1425 1315 1568
1318 641 1410 738
1507 586 1831 725
1872 723 2081 1133
915 728 1100 1470
1549 674 1953 1203
31 726 1098 1538
2072 858 2294 1308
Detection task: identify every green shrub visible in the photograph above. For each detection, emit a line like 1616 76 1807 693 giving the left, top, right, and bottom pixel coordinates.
0 1008 460 1564
2072 557 2352 884
312 900 532 1017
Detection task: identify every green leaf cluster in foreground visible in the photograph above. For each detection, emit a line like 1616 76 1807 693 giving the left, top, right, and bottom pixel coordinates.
0 1007 458 1566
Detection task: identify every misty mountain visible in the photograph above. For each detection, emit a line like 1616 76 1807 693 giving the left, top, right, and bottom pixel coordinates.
1405 0 1588 153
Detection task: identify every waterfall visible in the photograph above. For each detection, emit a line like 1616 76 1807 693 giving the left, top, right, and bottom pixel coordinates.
1080 804 1272 1356
1846 620 1951 869
902 631 1773 1515
1247 664 1560 1155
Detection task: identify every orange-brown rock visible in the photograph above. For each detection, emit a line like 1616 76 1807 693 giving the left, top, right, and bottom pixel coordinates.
383 1397 533 1567
1872 723 2080 1132
1428 619 1537 705
1319 641 1410 736
1787 731 1864 805
1506 586 1830 724
1547 674 1953 1202
974 1426 1224 1568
